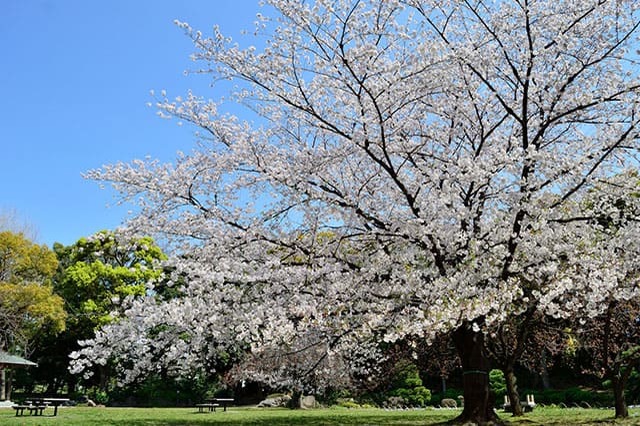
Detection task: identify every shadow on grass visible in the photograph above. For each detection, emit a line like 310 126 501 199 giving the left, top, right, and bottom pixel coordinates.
101 419 438 426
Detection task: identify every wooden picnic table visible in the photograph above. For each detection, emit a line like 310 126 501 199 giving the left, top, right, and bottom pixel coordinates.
26 397 70 416
205 397 234 411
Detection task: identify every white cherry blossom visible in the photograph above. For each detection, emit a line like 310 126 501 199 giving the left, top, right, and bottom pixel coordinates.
74 1 640 423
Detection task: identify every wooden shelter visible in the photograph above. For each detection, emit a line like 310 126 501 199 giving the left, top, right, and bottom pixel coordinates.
0 351 37 402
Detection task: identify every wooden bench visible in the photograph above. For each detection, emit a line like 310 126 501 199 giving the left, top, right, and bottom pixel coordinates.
195 403 220 413
12 404 48 416
12 405 29 416
26 397 68 416
30 404 48 416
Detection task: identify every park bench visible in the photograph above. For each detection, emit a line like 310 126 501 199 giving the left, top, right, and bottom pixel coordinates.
195 403 220 412
12 403 48 416
12 405 29 416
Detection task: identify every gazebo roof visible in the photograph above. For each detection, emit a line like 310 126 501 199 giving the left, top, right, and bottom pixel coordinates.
0 351 37 368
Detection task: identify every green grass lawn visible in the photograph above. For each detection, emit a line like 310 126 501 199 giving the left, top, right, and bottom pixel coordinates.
0 406 639 425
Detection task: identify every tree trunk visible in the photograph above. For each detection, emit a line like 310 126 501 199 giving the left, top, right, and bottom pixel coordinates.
452 324 503 425
68 375 77 395
503 367 523 416
287 389 303 409
99 365 109 392
540 349 551 390
612 375 629 418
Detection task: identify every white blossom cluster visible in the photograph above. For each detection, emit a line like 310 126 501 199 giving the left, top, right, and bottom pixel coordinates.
74 0 640 389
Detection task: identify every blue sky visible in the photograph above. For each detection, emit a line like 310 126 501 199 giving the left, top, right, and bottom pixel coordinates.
1 0 261 247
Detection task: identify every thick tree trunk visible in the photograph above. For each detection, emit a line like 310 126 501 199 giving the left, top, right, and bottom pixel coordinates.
452 324 503 425
612 375 628 418
503 367 523 416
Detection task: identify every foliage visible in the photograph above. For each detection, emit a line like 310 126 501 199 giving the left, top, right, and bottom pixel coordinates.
385 361 431 407
0 231 64 354
489 369 506 400
105 374 215 407
523 387 613 408
26 231 167 394
0 282 66 337
626 370 640 405
0 231 58 284
389 386 431 408
54 230 167 327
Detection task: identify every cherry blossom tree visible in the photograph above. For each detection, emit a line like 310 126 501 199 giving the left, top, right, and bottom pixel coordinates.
563 172 640 418
73 1 640 423
484 309 538 417
484 170 640 418
577 300 640 418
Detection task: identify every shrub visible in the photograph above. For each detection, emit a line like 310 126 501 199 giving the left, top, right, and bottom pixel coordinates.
431 388 463 407
440 398 457 408
384 361 431 407
336 398 361 409
489 369 506 400
390 386 431 407
524 387 614 407
384 396 406 408
93 390 109 405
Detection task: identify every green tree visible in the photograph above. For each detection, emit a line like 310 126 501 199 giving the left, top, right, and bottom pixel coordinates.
0 231 64 354
0 231 64 401
55 230 167 327
31 231 167 394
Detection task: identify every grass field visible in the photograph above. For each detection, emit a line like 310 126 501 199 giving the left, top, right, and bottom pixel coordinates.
1 406 639 425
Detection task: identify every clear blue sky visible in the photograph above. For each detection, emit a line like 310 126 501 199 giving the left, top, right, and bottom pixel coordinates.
1 0 261 247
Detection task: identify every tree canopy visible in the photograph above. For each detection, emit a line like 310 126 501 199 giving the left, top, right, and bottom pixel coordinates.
74 1 640 423
0 231 65 355
31 231 168 393
54 230 167 327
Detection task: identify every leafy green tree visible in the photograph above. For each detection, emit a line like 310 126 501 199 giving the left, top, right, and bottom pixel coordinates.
0 231 64 354
31 231 167 394
55 230 167 327
0 231 64 401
